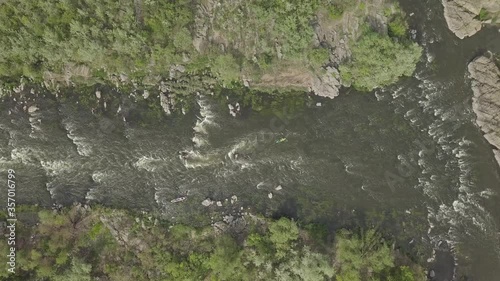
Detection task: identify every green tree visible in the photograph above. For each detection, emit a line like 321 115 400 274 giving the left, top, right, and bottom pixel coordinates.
276 246 335 281
335 229 394 281
387 266 416 281
208 235 248 280
53 259 92 281
388 14 409 38
308 48 330 68
211 54 241 85
173 27 193 52
268 218 299 258
339 32 422 91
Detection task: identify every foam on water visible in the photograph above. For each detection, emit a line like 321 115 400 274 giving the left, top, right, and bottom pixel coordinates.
133 156 164 172
62 121 93 157
385 64 500 274
40 160 73 176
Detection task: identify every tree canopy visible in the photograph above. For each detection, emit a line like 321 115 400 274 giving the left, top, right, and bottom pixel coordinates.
339 32 422 91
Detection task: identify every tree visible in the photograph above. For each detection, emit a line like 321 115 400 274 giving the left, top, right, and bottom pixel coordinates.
387 266 417 281
335 229 394 281
268 218 299 259
53 259 92 281
173 27 193 53
285 246 335 281
339 32 422 91
208 235 248 280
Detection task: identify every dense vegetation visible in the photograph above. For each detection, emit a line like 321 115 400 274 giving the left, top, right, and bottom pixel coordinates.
0 0 195 84
339 6 422 91
206 0 340 84
0 0 421 95
0 0 333 87
0 205 426 281
339 31 422 91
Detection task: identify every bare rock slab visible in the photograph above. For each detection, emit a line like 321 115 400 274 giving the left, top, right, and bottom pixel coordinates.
468 53 500 165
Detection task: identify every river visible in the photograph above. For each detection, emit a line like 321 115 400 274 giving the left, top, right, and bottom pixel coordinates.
1 0 500 280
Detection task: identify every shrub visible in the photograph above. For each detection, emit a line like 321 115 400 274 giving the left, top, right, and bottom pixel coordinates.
335 229 394 280
478 8 490 21
388 14 409 38
211 54 241 85
308 48 331 68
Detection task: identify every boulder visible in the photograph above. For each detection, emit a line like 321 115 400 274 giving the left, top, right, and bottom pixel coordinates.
442 0 482 39
443 0 500 38
27 105 38 113
468 53 500 166
310 66 341 99
202 198 214 206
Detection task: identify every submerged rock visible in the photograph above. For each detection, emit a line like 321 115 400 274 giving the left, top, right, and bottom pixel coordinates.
27 105 38 113
468 53 500 166
228 102 241 117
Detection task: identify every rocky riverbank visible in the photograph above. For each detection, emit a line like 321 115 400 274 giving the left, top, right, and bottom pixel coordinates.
0 0 421 106
442 0 500 39
0 204 427 281
468 53 500 166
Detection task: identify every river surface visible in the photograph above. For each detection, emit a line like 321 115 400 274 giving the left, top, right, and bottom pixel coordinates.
1 0 500 280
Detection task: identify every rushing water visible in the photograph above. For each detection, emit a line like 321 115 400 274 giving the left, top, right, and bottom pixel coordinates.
1 1 500 280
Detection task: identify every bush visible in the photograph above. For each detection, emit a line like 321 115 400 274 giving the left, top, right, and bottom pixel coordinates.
388 14 409 38
172 27 193 52
335 229 394 280
308 48 331 68
211 54 241 85
478 8 490 21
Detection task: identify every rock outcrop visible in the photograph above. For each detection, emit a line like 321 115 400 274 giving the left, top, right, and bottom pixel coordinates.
193 0 394 99
442 0 500 39
468 53 500 166
310 66 342 99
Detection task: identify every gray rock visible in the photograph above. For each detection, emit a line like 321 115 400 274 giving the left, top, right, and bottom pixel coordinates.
468 53 500 166
442 0 500 38
27 105 38 113
311 66 341 99
202 198 214 206
159 93 172 116
442 0 482 39
228 104 236 117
